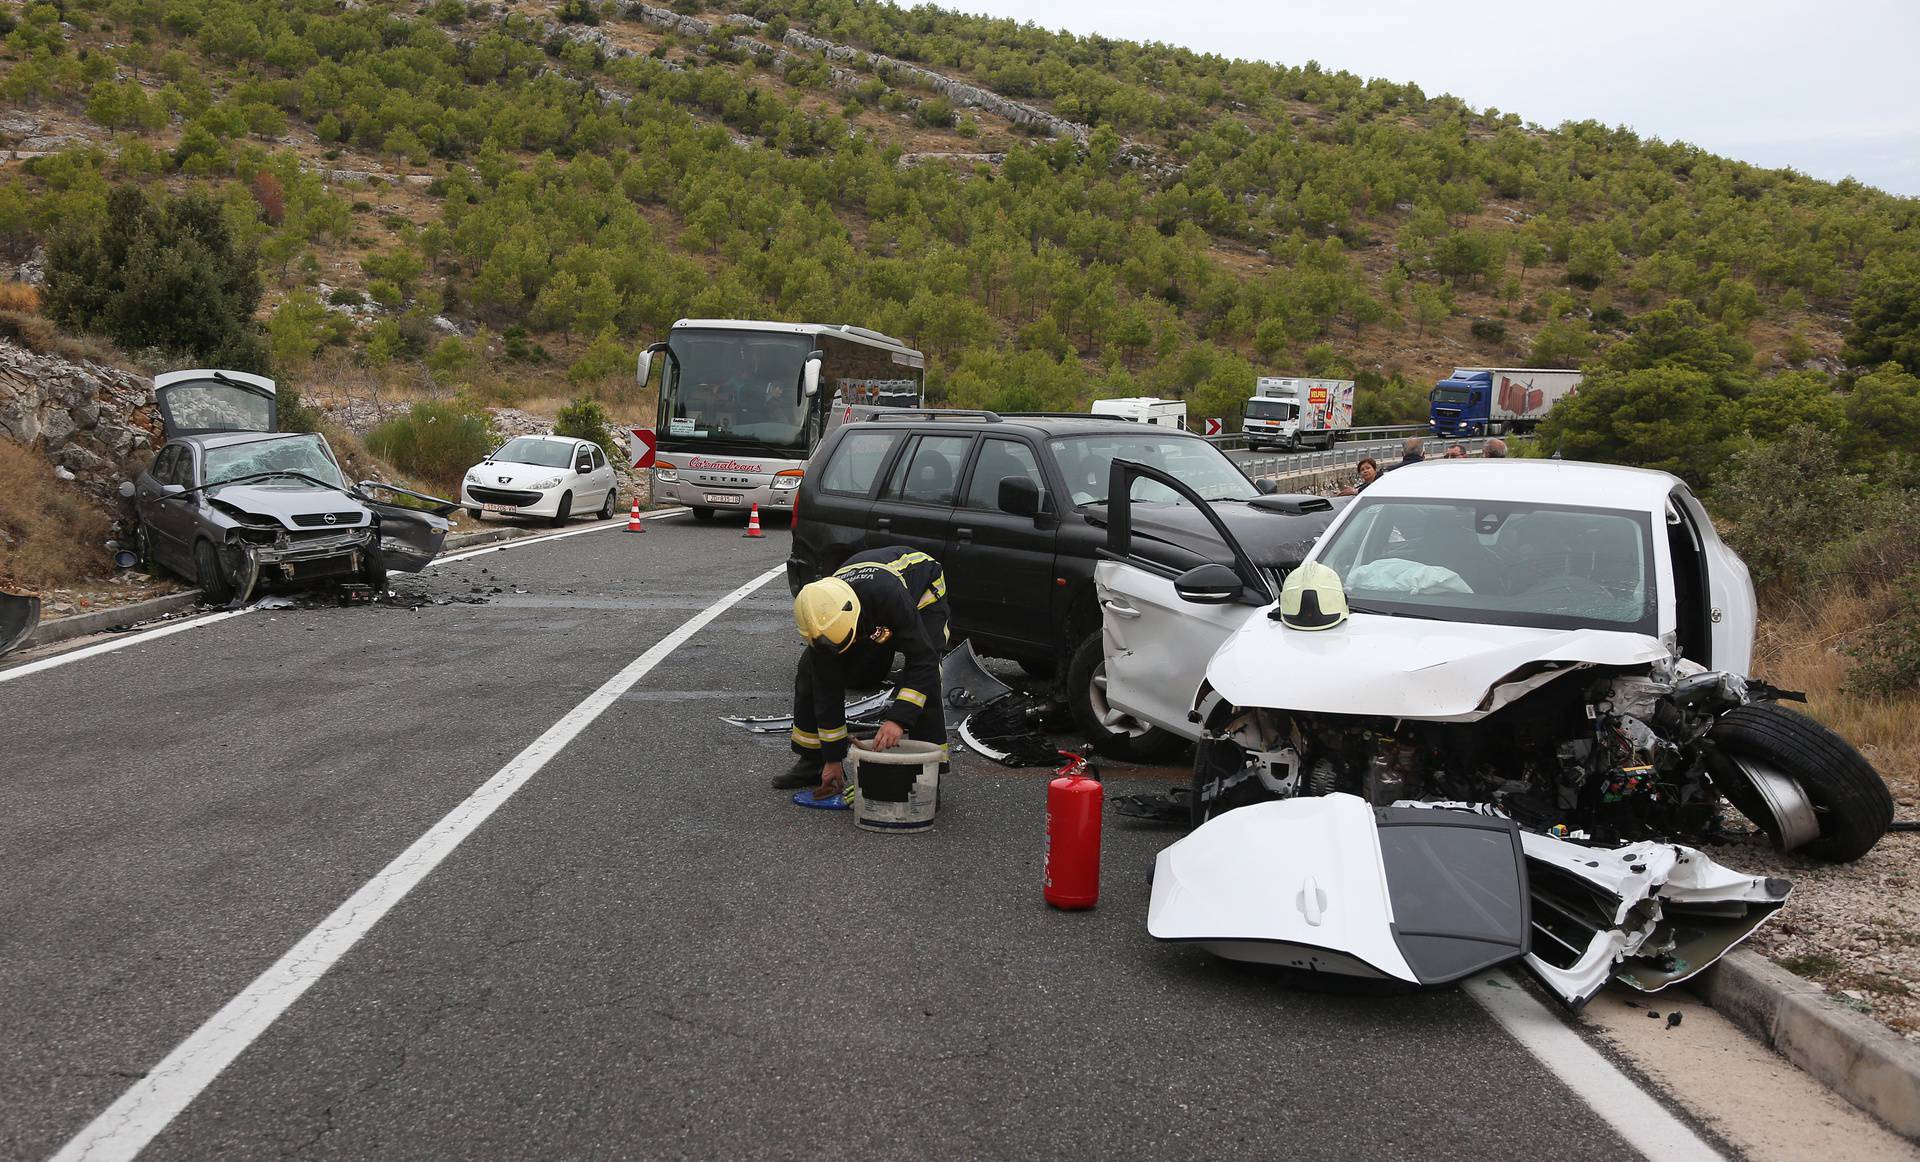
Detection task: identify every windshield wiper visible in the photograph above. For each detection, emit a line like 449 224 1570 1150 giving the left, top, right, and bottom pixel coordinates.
1344 601 1442 620
188 470 341 498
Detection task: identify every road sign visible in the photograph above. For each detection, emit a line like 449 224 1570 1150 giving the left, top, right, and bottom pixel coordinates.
1201 418 1224 436
628 427 657 470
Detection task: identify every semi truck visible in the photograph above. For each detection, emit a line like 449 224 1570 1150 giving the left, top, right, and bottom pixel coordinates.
1090 397 1188 429
1428 367 1582 437
1243 377 1355 451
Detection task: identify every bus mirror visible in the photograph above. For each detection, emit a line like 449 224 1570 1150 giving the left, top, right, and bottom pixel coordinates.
801 351 824 399
637 342 666 387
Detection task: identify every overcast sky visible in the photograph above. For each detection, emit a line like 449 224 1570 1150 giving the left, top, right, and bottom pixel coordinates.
953 0 1920 197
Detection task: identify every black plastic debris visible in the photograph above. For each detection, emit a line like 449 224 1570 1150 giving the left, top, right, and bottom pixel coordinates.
1666 1011 1683 1029
956 692 1061 767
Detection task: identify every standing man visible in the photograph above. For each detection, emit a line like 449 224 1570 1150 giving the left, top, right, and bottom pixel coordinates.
1483 438 1508 458
1399 436 1425 467
779 548 949 806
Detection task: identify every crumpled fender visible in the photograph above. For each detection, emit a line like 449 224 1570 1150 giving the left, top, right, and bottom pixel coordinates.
1203 614 1672 721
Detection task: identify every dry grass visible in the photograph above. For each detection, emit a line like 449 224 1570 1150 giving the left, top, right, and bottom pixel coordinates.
1751 585 1920 800
0 282 41 313
0 437 114 589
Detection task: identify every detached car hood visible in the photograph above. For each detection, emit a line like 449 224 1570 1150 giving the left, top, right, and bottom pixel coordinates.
1206 612 1671 721
209 484 371 529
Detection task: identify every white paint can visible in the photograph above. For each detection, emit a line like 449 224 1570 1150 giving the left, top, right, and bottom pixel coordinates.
849 739 943 833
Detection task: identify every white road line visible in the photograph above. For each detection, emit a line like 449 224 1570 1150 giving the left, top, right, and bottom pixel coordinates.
52 562 786 1162
0 510 689 685
0 609 253 686
431 508 685 566
1464 972 1723 1161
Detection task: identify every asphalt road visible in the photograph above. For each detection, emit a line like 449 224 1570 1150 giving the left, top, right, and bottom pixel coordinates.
1 516 1698 1160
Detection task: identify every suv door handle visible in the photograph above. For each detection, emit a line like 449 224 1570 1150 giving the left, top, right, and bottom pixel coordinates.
955 526 973 543
874 516 891 529
1101 599 1142 619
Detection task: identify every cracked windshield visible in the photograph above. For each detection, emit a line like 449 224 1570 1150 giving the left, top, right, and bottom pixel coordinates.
203 435 346 491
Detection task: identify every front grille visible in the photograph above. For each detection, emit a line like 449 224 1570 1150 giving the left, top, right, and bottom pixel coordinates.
468 486 543 506
291 511 364 528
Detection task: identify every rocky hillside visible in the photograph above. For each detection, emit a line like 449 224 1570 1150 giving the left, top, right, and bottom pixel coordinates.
1 0 1916 424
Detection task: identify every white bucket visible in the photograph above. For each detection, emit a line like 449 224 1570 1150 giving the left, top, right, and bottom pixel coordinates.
848 740 943 833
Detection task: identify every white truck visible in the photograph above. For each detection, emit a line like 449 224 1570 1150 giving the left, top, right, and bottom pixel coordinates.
1243 377 1354 451
1428 367 1582 437
1090 397 1188 430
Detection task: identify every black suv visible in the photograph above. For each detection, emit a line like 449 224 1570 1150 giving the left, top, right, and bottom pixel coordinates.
787 411 1343 758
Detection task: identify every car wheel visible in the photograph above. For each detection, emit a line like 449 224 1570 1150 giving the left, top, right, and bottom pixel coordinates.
1190 737 1276 826
1709 703 1893 862
131 519 156 570
550 491 572 528
598 489 618 520
193 539 234 605
467 507 483 521
1067 632 1183 761
691 507 717 522
1016 656 1057 680
361 544 388 593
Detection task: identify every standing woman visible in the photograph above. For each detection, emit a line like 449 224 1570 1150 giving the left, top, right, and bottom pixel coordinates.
1340 457 1380 496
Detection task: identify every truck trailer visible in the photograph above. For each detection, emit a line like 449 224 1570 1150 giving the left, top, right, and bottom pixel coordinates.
1428 367 1581 437
1243 377 1355 451
1090 397 1189 430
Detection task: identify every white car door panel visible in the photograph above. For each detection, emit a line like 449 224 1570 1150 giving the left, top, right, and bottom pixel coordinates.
1095 559 1253 737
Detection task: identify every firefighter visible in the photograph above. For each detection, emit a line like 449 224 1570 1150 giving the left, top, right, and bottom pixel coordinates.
779 548 949 806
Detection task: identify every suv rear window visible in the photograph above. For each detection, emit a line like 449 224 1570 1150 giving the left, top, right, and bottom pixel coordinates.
819 430 904 496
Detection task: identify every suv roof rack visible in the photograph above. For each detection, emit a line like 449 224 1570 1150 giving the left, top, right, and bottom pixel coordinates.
998 411 1139 422
864 409 1002 423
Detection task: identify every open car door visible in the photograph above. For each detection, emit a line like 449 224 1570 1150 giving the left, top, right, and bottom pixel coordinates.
153 370 277 437
1092 459 1272 738
353 482 456 573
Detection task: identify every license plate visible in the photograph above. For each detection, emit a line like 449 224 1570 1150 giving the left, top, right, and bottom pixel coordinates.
703 493 742 506
482 503 517 513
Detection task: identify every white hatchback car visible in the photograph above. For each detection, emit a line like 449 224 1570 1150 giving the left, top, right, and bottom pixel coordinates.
461 435 620 526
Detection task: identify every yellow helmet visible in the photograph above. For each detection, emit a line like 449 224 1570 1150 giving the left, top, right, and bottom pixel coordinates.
1279 561 1349 631
795 577 861 651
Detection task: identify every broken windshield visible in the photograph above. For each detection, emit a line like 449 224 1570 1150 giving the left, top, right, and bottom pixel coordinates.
1051 434 1258 507
203 435 346 491
1315 498 1657 634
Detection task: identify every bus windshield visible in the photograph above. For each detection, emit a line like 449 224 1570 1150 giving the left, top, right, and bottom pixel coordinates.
661 329 813 451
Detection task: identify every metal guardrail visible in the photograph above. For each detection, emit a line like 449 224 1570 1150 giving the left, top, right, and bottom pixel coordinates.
1227 434 1522 484
1204 423 1429 453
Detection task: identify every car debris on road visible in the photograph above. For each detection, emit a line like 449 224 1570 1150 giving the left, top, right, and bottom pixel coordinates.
0 591 39 657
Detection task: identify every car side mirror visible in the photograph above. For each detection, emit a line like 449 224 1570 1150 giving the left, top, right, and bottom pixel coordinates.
118 480 136 499
1174 563 1244 605
577 464 592 474
1255 478 1278 495
998 476 1039 518
161 483 186 496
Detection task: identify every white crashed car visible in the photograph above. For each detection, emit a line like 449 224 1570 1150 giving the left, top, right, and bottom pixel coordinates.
461 435 621 526
1094 457 1892 862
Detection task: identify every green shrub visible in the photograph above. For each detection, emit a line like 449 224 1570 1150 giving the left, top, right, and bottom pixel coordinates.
366 401 496 494
1846 567 1920 697
1469 318 1506 344
556 397 620 463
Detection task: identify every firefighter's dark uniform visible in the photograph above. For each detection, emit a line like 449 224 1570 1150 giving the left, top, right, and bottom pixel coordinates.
791 548 948 766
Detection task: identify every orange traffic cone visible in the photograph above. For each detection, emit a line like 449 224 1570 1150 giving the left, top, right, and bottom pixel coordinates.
742 503 765 538
627 497 645 533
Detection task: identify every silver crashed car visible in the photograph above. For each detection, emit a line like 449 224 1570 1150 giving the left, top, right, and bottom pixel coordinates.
122 370 453 604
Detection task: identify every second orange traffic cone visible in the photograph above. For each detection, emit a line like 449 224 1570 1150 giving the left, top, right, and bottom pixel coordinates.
742 503 765 538
627 497 645 533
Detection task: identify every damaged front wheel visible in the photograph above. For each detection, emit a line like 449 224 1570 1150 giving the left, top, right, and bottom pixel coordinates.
193 539 235 606
1709 703 1893 862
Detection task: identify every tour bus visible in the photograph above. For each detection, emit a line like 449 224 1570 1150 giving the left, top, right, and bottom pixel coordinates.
636 319 926 521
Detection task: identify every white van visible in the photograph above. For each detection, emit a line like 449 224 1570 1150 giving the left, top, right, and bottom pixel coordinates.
1090 397 1188 430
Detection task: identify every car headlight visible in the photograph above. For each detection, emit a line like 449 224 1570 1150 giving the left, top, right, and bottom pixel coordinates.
772 472 802 491
530 476 563 490
464 471 480 484
655 465 679 483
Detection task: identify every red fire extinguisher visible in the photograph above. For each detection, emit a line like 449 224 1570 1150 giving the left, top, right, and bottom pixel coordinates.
1045 748 1102 910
